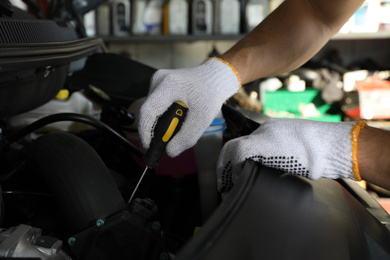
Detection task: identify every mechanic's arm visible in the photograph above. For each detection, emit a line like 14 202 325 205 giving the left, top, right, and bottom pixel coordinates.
139 0 364 158
359 126 390 190
221 0 365 84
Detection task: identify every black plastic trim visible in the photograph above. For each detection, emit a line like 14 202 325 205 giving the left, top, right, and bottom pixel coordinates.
0 37 102 72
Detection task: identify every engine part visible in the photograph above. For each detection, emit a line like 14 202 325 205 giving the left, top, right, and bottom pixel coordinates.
27 132 128 235
0 224 71 260
7 113 143 158
69 198 167 260
0 3 101 118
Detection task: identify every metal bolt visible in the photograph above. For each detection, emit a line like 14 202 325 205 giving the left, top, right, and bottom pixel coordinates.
152 221 161 231
43 66 51 77
96 219 105 227
68 237 76 247
159 252 169 260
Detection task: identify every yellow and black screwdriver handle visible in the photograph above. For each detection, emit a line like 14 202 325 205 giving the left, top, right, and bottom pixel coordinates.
142 101 188 169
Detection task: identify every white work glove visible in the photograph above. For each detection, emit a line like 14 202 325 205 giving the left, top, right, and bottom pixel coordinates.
139 57 241 157
217 118 367 193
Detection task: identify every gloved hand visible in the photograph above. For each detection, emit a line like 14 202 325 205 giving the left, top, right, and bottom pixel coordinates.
139 57 241 157
217 118 367 193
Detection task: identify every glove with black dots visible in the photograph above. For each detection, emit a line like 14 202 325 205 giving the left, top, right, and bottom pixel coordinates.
216 118 367 194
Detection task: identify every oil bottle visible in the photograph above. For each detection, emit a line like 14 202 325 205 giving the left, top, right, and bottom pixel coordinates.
132 0 147 34
219 0 240 34
245 0 268 32
96 3 110 36
168 0 189 35
144 0 164 35
192 0 213 35
112 0 131 36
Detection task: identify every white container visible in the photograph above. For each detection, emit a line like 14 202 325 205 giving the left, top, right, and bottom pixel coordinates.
379 0 390 30
132 0 147 34
112 0 131 36
7 90 102 134
212 0 221 34
219 0 240 34
83 9 96 37
194 115 226 222
97 3 111 36
168 0 189 35
350 0 380 33
144 0 164 35
285 75 305 92
192 0 213 35
268 0 283 13
9 0 27 10
245 0 268 32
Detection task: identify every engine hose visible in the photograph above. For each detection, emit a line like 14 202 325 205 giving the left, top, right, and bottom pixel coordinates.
6 113 144 158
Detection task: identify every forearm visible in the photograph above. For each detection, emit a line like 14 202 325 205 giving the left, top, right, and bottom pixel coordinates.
358 126 390 190
220 0 364 84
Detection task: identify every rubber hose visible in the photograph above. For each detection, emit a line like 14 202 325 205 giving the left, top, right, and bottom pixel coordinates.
6 113 144 158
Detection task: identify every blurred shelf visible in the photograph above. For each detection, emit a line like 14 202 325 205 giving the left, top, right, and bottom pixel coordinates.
332 31 390 40
101 31 390 44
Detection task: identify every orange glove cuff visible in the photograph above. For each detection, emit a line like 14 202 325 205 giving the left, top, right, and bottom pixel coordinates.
351 121 368 181
207 57 242 89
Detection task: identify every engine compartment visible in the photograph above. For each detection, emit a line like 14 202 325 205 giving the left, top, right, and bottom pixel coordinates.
2 1 390 259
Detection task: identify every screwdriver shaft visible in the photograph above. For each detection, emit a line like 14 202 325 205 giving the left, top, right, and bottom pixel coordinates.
128 102 188 204
128 166 149 203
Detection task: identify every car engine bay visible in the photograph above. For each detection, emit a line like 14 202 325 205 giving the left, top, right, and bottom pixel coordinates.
2 1 390 260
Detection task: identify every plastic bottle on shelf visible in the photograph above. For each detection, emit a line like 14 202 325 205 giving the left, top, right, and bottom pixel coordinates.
83 9 96 37
268 0 283 13
163 0 169 35
112 0 131 36
144 0 164 35
167 0 189 35
132 0 147 35
96 3 110 36
379 0 390 31
245 0 268 33
350 0 380 33
192 0 213 35
212 0 221 34
219 0 240 35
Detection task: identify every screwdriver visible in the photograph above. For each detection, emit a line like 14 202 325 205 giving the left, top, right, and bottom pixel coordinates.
128 101 188 203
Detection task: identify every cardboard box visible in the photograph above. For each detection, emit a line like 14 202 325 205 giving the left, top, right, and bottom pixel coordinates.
356 76 390 119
